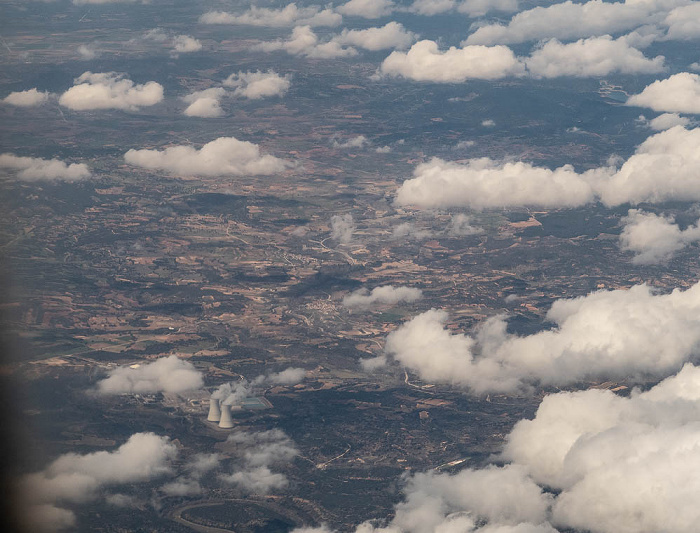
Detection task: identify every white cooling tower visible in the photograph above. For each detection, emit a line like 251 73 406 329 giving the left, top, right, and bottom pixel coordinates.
219 404 234 429
207 397 221 422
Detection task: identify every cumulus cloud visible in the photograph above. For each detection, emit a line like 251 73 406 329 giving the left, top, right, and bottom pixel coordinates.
464 0 690 45
58 72 163 111
220 429 298 494
596 126 700 205
409 0 456 16
20 433 176 531
343 285 423 309
330 213 355 243
385 280 700 394
2 88 49 107
647 112 691 130
200 3 341 27
392 221 433 240
458 0 519 17
172 35 202 53
397 127 700 209
0 154 90 181
303 363 700 533
124 137 289 176
447 213 483 236
381 40 525 82
224 70 291 99
255 25 358 58
525 35 665 78
266 367 307 385
182 88 226 118
337 0 395 19
96 355 203 395
334 21 417 51
141 29 202 55
73 0 144 4
395 158 601 209
627 72 700 114
77 44 99 60
332 135 368 148
619 209 700 264
503 364 700 532
663 2 700 40
381 35 664 82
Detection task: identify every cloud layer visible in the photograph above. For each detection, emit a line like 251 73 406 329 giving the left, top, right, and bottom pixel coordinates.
124 137 289 176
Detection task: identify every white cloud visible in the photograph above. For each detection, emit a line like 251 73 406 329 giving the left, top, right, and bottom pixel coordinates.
619 209 700 264
343 285 423 309
409 0 456 16
627 72 700 114
482 119 496 127
381 40 525 82
96 355 203 395
596 126 700 206
77 44 99 60
330 213 355 243
385 280 700 394
447 213 483 236
458 0 519 17
124 137 289 176
360 355 388 371
224 70 291 99
465 0 691 45
397 127 700 209
503 364 700 533
58 72 163 111
525 35 665 78
337 0 395 19
2 88 49 107
21 433 176 530
255 25 358 58
172 35 202 53
254 367 307 385
182 88 226 118
300 363 700 533
0 154 90 181
220 430 298 494
395 157 600 209
663 2 700 40
72 0 143 4
392 221 434 240
160 478 202 496
648 112 691 130
332 135 368 148
334 21 418 51
200 3 341 27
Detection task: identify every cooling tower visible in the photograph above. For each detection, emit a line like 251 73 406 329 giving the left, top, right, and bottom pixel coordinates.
207 397 221 422
219 404 234 429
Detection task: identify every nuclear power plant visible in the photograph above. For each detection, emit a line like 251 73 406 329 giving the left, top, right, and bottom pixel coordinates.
207 398 221 422
218 403 234 429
